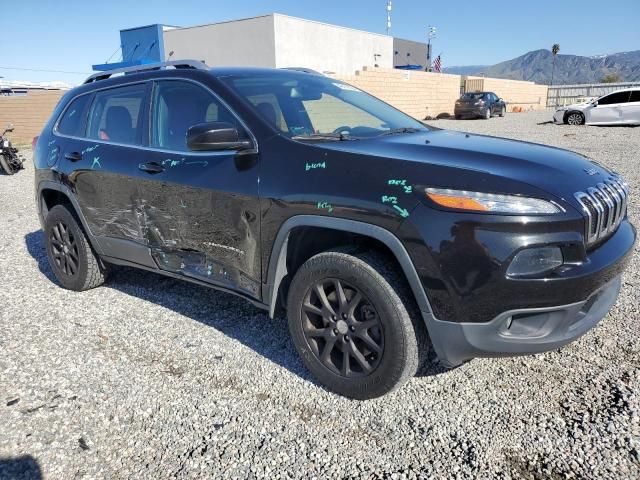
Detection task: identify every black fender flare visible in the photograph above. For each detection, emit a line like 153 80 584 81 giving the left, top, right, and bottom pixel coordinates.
36 180 105 256
264 215 436 324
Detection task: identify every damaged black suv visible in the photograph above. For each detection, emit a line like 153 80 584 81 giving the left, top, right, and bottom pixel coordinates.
34 61 635 399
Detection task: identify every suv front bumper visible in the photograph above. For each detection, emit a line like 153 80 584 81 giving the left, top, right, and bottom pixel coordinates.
428 275 621 367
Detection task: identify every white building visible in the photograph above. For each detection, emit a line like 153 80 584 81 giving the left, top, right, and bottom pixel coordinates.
158 14 427 75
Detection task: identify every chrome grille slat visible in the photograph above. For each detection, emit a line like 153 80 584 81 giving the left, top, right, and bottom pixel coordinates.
574 175 629 246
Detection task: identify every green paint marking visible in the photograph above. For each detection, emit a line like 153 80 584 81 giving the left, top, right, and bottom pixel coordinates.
381 195 398 204
305 161 327 171
317 201 334 214
82 144 99 155
393 205 410 218
91 156 101 169
388 179 407 186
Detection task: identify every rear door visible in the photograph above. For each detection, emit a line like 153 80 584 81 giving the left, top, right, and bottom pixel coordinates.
135 79 261 298
623 90 640 124
59 82 151 259
588 91 630 124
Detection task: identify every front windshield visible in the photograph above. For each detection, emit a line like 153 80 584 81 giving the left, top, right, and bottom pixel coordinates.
220 71 427 139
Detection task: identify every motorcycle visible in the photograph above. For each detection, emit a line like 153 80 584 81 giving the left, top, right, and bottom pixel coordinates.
0 123 25 175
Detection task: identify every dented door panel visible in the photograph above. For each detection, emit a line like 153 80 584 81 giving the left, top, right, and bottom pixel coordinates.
135 151 261 298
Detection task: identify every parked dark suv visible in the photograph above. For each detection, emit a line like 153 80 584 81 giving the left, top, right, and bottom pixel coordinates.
34 61 635 399
455 91 506 119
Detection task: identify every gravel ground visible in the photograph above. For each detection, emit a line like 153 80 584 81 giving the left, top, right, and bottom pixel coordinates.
1 110 639 479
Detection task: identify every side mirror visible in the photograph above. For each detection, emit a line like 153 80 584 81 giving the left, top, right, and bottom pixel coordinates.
186 122 252 152
5 123 14 133
592 101 598 107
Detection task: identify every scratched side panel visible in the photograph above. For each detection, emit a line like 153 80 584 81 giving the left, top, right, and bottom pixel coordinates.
135 152 261 297
63 141 143 242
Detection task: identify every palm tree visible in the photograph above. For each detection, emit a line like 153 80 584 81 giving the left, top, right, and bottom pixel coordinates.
551 44 560 85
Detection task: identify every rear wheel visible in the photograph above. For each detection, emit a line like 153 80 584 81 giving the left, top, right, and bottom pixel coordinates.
566 112 585 125
287 250 427 399
44 205 106 291
0 154 15 175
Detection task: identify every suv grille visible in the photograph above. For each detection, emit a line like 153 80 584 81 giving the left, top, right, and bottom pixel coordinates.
574 176 629 246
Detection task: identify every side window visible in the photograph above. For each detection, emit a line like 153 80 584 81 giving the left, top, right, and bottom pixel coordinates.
87 84 147 145
598 91 631 105
629 90 640 103
303 93 384 134
151 80 244 152
57 94 92 137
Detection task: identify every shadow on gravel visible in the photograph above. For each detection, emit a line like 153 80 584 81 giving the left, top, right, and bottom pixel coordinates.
25 229 448 387
0 455 42 480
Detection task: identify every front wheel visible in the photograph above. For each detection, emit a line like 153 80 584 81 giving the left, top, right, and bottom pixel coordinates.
483 108 491 120
0 154 15 175
499 106 506 117
287 250 427 399
566 112 585 125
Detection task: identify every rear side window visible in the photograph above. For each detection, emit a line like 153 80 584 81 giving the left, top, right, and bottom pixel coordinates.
87 84 147 145
630 90 640 103
598 91 631 105
151 80 244 152
57 94 92 136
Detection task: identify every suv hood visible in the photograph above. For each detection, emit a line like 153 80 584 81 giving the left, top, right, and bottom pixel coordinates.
321 129 614 203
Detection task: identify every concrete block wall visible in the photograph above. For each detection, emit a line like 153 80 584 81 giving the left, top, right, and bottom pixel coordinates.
0 90 65 144
332 67 462 120
465 77 548 111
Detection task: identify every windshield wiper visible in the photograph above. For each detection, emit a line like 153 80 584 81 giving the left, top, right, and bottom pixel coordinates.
378 127 421 136
291 132 354 142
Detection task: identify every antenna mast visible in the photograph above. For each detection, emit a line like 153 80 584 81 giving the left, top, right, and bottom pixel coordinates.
386 0 392 35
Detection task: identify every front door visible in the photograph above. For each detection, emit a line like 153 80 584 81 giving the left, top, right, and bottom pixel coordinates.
135 79 261 298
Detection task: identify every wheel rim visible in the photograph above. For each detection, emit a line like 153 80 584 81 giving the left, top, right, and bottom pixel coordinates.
50 221 79 277
568 114 582 125
486 109 491 118
301 278 384 378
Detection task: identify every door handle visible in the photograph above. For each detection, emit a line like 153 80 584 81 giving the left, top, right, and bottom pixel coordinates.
138 162 165 174
64 151 82 162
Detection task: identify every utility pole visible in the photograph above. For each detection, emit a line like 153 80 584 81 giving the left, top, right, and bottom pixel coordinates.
386 0 392 35
426 25 437 71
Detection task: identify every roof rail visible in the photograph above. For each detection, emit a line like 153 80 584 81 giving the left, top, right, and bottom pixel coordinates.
84 60 209 84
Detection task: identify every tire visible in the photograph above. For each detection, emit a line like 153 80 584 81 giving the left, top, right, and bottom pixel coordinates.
0 154 15 175
499 106 506 117
483 108 492 120
44 204 106 291
566 111 585 125
286 250 427 399
455 114 462 120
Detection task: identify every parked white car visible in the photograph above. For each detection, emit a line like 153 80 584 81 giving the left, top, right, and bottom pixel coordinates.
553 88 640 125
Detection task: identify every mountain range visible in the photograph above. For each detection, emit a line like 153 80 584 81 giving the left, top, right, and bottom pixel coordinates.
444 50 640 84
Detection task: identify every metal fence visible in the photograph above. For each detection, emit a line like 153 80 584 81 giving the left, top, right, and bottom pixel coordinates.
547 82 640 107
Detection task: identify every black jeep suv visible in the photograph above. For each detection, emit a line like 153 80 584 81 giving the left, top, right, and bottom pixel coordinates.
34 61 635 399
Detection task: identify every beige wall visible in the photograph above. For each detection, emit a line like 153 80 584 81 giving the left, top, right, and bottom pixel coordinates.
0 90 65 144
332 67 461 120
465 77 548 111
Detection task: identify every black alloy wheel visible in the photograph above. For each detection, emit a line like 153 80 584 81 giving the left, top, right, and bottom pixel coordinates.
301 278 384 378
49 220 80 277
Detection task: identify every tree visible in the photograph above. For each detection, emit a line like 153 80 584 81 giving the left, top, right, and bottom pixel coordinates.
550 44 560 85
601 73 621 83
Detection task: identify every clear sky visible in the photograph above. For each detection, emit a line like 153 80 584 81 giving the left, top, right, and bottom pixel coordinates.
3 0 639 85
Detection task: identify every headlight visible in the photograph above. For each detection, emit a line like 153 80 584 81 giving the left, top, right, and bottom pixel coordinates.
425 188 562 214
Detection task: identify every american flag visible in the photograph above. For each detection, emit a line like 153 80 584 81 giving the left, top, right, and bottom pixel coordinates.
433 55 442 73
